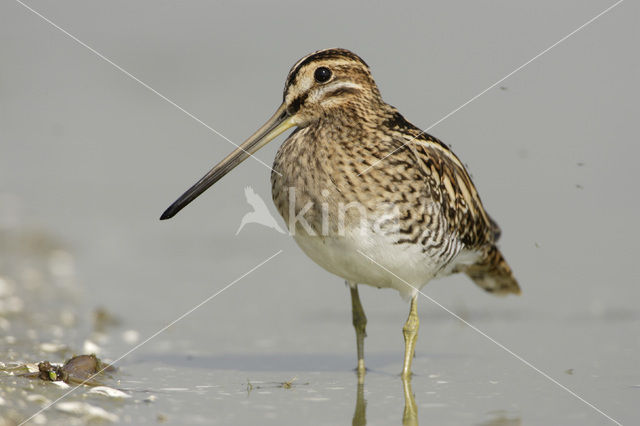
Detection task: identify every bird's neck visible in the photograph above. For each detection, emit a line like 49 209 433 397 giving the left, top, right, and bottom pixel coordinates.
315 98 395 132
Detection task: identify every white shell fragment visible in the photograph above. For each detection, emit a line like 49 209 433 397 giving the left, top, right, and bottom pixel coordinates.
56 401 119 422
88 386 131 399
143 395 157 403
40 342 67 353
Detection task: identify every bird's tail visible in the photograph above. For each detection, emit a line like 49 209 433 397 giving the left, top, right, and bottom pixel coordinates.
465 245 520 295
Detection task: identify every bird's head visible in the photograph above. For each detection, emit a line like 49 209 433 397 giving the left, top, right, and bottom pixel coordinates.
160 48 381 220
282 48 382 126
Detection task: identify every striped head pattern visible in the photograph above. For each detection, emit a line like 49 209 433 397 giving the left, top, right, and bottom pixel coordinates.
282 48 383 125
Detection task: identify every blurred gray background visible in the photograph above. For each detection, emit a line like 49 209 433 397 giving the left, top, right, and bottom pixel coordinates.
1 0 638 425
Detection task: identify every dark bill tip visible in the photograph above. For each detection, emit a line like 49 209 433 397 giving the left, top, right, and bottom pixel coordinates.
159 208 175 221
159 181 209 220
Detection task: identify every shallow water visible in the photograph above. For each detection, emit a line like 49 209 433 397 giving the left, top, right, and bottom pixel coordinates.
1 0 639 425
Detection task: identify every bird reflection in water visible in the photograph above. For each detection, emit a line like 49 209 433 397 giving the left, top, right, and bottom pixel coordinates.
352 376 521 425
401 377 418 426
352 374 418 425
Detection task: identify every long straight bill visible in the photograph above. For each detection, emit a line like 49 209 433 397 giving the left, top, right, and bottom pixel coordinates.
160 104 294 220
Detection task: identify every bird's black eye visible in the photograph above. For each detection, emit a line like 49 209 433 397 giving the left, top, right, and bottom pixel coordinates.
314 67 332 83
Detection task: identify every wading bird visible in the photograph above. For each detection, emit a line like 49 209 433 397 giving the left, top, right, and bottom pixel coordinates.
161 48 520 379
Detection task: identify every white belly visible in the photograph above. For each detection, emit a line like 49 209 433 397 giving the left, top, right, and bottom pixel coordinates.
292 227 476 300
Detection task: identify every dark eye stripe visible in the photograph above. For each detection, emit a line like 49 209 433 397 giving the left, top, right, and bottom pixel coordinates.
287 86 359 114
287 92 308 115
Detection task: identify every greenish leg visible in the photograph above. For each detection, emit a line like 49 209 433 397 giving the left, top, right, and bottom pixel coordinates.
349 283 367 381
401 295 419 379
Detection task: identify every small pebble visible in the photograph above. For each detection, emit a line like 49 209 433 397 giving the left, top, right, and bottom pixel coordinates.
26 394 50 405
26 363 40 373
48 250 76 279
32 414 47 425
122 330 140 344
83 340 101 354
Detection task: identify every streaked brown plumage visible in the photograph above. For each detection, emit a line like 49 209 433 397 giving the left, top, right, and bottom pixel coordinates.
161 48 520 380
271 48 519 295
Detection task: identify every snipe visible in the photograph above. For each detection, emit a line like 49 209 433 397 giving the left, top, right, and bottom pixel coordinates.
161 48 520 379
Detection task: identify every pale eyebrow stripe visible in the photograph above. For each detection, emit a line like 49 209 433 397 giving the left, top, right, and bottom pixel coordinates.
312 81 364 101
